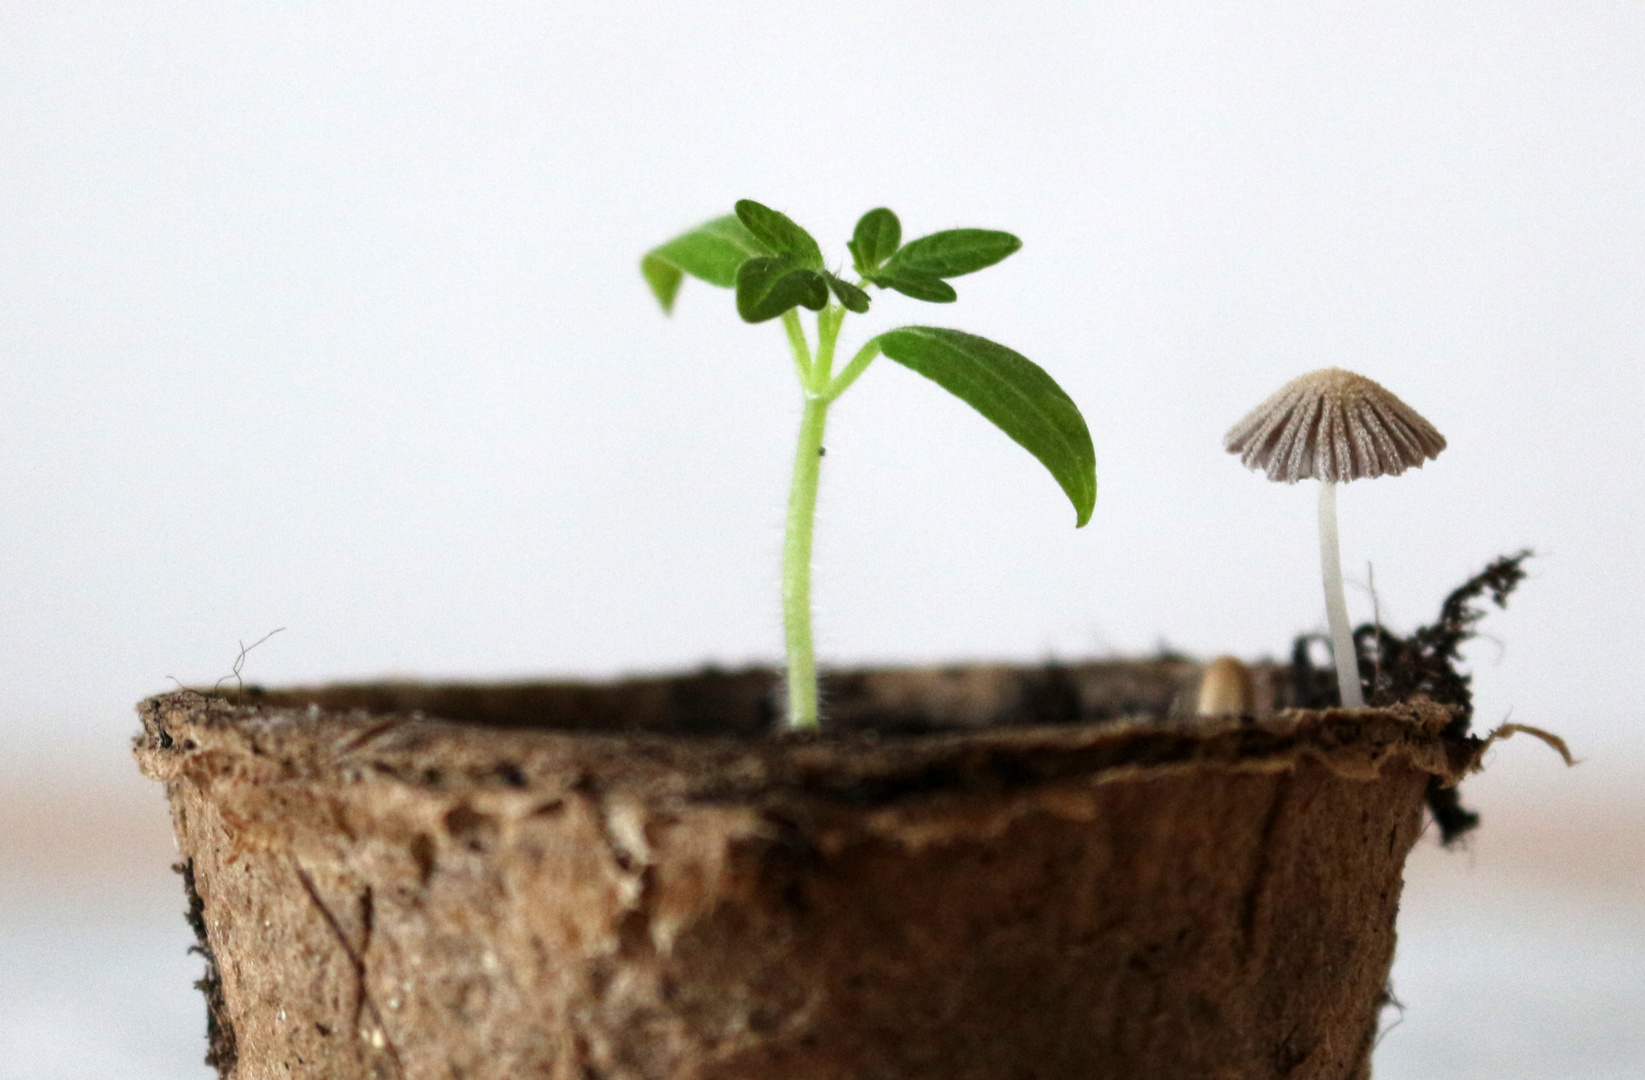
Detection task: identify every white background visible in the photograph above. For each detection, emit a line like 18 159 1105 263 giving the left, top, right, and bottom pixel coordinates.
1 5 1642 1075
4 3 1641 777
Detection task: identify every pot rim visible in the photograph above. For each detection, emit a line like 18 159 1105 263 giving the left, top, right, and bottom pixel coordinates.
135 684 1480 807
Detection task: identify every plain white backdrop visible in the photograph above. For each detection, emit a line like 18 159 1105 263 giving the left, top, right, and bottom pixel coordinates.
2 2 1641 784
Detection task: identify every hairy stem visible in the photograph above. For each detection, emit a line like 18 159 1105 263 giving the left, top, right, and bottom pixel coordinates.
783 394 829 729
782 310 813 383
781 306 845 730
1318 481 1364 708
815 304 845 377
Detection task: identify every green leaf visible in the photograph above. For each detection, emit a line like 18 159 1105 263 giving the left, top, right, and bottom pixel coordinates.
734 200 824 270
848 208 901 276
886 229 1021 279
825 272 872 314
875 326 1096 526
866 267 957 303
736 257 829 323
641 215 771 313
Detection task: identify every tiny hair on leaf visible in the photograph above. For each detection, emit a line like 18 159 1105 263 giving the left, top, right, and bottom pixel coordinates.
866 267 957 303
825 272 872 314
734 200 825 270
736 257 829 323
886 229 1021 279
849 208 902 276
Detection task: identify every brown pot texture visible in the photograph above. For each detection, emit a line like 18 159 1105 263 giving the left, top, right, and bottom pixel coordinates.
134 660 1479 1080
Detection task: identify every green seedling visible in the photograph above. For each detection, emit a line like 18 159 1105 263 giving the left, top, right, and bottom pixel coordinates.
644 200 1096 730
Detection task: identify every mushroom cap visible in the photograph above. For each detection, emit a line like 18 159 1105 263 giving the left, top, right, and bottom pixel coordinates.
1224 367 1446 483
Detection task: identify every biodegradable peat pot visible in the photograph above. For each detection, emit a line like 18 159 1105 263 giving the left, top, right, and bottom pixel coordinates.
134 660 1479 1080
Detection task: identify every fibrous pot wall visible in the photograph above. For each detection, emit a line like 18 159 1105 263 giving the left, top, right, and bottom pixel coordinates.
136 664 1476 1080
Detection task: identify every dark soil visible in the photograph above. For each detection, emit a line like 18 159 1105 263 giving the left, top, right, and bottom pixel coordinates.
1289 551 1533 843
225 657 1210 739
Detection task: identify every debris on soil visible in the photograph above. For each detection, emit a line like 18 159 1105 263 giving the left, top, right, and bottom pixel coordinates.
1287 635 1341 711
177 858 238 1078
1488 721 1576 765
1290 551 1533 845
1357 552 1532 726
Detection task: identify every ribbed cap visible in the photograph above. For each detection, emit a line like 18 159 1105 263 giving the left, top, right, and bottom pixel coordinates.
1225 368 1446 483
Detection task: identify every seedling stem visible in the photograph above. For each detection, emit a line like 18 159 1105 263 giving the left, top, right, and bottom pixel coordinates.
781 306 848 728
644 202 1096 731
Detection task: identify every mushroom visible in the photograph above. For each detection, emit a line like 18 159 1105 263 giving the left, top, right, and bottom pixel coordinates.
1225 368 1446 708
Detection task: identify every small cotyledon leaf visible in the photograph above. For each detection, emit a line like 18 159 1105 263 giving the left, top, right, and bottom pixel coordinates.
849 207 902 276
825 271 872 314
734 200 825 271
875 326 1096 526
642 215 770 313
736 257 829 323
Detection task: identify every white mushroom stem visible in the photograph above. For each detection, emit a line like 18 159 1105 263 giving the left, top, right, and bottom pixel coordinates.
1317 482 1364 708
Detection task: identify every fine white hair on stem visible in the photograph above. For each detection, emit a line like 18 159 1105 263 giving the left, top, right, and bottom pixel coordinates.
1318 483 1363 708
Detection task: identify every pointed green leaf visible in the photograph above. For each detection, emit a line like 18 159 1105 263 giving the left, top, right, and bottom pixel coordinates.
641 257 685 313
866 267 957 303
736 257 829 323
875 326 1096 526
825 272 872 314
849 208 901 276
887 229 1021 279
641 215 771 313
734 199 824 270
